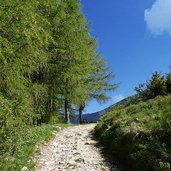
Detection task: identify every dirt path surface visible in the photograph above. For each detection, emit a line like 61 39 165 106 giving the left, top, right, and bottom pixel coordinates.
35 124 120 171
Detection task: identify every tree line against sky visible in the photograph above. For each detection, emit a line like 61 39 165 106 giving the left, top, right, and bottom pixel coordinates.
0 0 115 156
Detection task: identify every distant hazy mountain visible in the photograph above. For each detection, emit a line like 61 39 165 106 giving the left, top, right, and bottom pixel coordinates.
71 96 131 124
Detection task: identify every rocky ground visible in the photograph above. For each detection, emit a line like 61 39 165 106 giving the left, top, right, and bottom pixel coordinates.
35 124 120 171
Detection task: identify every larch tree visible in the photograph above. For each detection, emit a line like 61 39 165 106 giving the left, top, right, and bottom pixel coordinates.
0 0 117 127
45 0 98 123
0 0 51 123
74 54 117 124
0 0 51 155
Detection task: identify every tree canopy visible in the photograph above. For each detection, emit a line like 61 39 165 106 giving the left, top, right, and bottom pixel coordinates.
135 71 171 101
0 0 116 157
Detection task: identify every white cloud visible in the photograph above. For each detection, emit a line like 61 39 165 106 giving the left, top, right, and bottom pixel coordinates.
144 0 171 36
112 94 125 103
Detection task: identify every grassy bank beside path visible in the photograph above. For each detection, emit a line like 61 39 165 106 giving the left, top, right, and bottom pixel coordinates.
95 95 171 171
0 124 72 171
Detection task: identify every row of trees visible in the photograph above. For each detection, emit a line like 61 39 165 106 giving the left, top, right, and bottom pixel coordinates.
0 0 115 128
1 0 116 157
135 68 171 101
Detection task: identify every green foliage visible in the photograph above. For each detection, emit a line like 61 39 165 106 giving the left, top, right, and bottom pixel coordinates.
0 0 115 124
0 0 115 167
135 72 167 101
0 0 51 162
135 70 171 102
95 95 171 171
0 124 71 171
166 72 171 93
0 0 50 95
42 0 116 123
0 93 33 158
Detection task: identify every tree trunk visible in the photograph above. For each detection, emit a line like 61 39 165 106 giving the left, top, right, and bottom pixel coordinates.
64 98 70 123
79 107 83 124
50 95 53 113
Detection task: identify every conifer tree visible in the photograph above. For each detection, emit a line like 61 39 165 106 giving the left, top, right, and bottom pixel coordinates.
0 0 51 155
0 0 50 96
0 0 117 127
135 72 167 101
74 55 117 124
166 72 171 94
45 0 98 123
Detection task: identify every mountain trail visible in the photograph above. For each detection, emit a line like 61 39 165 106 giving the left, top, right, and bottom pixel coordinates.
35 124 120 171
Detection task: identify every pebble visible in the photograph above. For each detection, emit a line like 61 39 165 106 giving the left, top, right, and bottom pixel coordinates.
35 124 120 171
21 166 28 171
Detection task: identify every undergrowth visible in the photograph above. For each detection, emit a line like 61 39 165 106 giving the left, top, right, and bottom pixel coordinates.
95 95 171 171
0 124 71 171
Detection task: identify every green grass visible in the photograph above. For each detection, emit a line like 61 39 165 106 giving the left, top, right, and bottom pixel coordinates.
95 95 171 171
0 124 72 171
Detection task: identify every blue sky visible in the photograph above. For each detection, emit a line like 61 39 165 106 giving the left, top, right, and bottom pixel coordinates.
81 0 171 114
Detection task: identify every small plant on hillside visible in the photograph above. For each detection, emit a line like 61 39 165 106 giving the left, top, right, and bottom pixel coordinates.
135 72 167 101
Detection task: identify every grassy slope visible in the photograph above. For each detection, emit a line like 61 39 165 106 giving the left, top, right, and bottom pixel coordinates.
95 95 171 171
0 124 71 171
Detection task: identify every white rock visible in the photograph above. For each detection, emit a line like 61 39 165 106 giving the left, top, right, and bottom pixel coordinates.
34 124 120 171
56 126 61 130
21 166 28 171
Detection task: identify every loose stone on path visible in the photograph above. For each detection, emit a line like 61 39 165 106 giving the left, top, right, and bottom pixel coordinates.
35 124 120 171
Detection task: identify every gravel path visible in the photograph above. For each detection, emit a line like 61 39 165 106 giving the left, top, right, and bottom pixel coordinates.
35 124 120 171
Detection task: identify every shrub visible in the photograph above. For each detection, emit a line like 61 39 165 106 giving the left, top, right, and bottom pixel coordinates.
95 95 171 171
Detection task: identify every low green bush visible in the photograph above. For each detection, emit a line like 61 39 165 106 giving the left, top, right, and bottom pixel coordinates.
0 123 71 171
95 95 171 171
